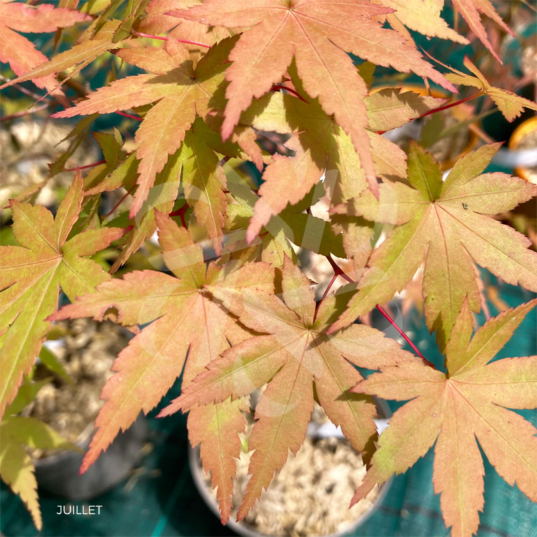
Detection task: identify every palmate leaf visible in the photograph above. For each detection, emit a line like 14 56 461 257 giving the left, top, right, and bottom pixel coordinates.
52 36 250 218
0 20 125 95
351 299 537 537
0 174 123 419
241 74 445 270
51 213 275 523
330 143 537 349
101 117 255 269
377 0 514 62
170 0 455 189
450 0 514 62
0 0 89 94
242 79 402 241
445 56 537 122
160 256 418 520
109 117 253 267
378 0 468 44
139 0 233 55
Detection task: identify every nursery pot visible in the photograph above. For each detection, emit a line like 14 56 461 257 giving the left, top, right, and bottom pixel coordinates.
30 320 148 500
34 415 148 501
508 116 537 183
189 399 392 537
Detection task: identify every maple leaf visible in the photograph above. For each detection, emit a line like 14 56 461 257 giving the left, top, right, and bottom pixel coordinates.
377 0 468 44
107 151 179 272
364 87 448 132
0 174 123 419
159 256 418 520
451 0 514 62
94 118 259 268
0 414 82 530
240 73 445 268
140 0 233 55
0 0 89 94
181 126 228 254
330 142 537 349
51 212 275 523
243 92 403 241
350 298 537 537
223 173 346 267
52 37 241 217
170 0 456 188
445 56 537 122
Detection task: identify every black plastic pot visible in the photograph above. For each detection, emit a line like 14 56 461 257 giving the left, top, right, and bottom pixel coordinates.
35 415 147 501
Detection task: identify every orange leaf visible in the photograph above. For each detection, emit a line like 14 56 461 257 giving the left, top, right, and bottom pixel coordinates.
351 299 537 537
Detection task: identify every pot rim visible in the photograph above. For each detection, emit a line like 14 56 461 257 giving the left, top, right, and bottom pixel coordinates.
188 398 393 537
33 422 94 468
509 116 537 183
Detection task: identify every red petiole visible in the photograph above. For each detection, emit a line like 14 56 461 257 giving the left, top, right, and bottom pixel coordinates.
271 84 309 103
132 30 211 49
102 185 136 218
64 159 106 172
322 255 434 367
168 204 188 227
115 110 143 121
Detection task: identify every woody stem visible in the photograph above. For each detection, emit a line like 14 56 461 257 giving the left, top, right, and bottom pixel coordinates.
169 204 188 227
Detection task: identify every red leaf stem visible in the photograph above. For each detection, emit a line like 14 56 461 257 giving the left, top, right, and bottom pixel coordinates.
132 30 211 49
271 84 309 103
115 110 143 121
168 204 188 227
376 92 482 135
323 255 433 367
102 184 136 218
64 159 106 172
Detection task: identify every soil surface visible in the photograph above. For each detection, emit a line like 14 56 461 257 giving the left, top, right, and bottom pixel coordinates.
201 403 380 537
23 319 129 458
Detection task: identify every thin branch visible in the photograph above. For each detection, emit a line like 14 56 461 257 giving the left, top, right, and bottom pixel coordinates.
0 75 49 102
0 103 49 122
325 254 354 284
169 204 188 227
132 30 211 49
64 159 106 172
